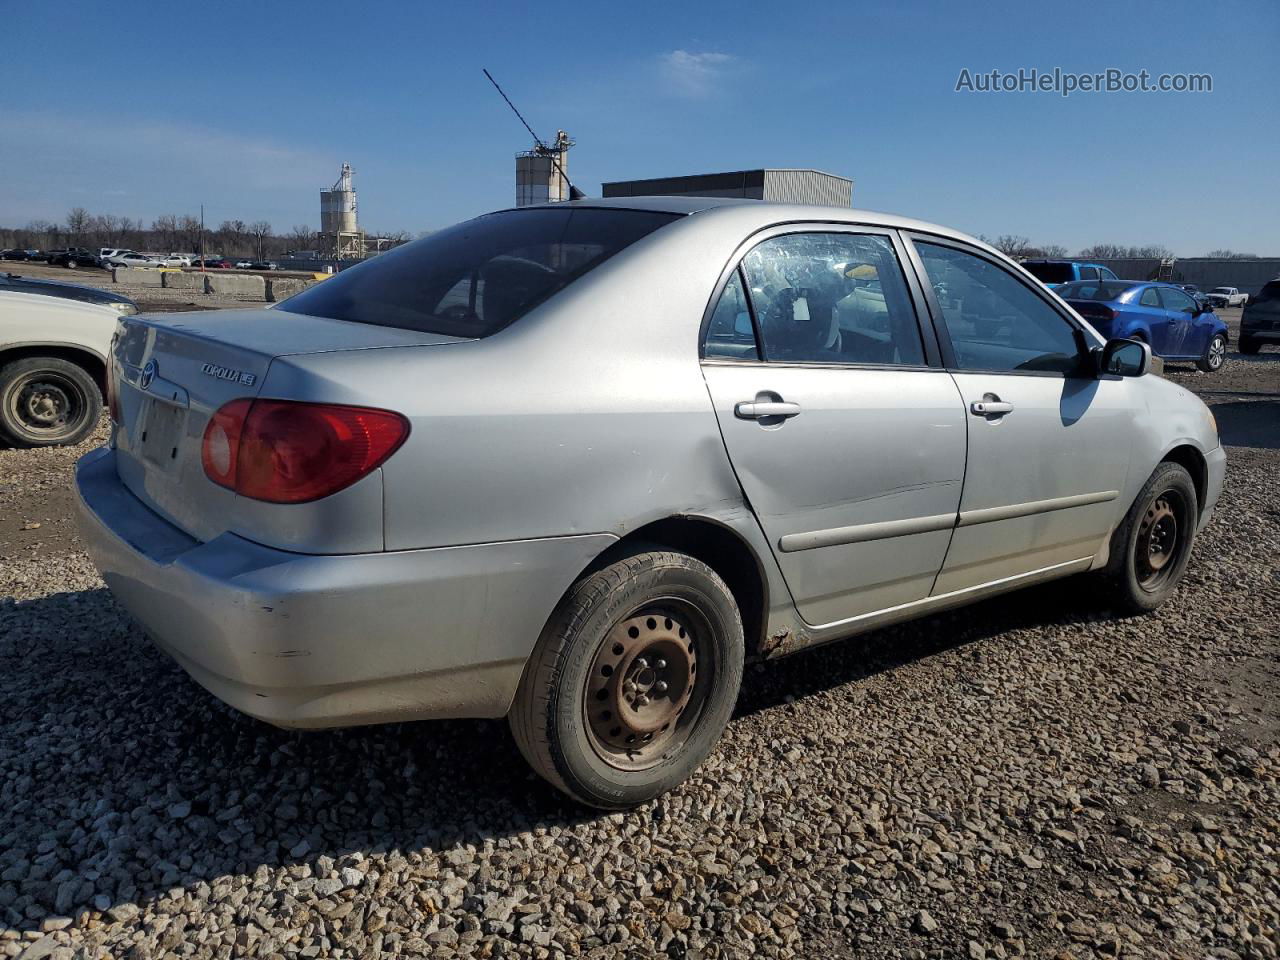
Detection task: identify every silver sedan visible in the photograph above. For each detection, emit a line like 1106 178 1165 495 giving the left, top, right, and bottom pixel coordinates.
75 198 1225 807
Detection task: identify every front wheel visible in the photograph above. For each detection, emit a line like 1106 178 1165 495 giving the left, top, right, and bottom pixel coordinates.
1100 462 1199 614
1198 333 1227 372
0 356 102 447
509 550 744 809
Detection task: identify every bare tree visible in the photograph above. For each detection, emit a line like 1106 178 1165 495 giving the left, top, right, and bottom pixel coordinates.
1204 249 1259 259
179 215 203 254
1037 244 1068 258
248 221 273 260
66 207 91 245
287 224 315 252
152 215 179 252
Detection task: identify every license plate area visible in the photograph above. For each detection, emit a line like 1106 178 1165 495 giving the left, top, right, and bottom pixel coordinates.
139 398 188 469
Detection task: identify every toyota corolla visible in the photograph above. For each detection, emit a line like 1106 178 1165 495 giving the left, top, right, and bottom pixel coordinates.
75 198 1225 808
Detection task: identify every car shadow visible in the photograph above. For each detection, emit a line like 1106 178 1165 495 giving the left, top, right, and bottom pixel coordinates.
1207 398 1280 450
0 574 1117 928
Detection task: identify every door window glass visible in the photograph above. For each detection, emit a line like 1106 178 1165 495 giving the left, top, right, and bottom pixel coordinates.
1140 287 1162 307
702 270 758 360
741 233 925 365
1159 287 1195 313
915 241 1084 375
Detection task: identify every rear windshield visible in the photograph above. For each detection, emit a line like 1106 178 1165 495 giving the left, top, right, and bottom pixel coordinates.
280 207 681 338
1056 280 1136 301
1022 262 1074 283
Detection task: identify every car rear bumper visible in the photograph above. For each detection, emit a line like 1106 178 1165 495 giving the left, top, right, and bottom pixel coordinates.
74 447 614 729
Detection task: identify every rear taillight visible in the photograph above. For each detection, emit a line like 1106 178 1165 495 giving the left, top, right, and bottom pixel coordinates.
202 399 409 503
106 356 120 423
1070 302 1116 324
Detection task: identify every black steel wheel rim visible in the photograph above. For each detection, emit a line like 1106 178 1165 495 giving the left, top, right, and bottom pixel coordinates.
1134 488 1189 591
6 371 89 440
583 597 716 772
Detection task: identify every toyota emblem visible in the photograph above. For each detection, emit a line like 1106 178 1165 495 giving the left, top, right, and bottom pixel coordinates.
140 359 157 391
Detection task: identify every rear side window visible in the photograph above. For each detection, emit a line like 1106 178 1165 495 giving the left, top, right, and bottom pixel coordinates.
280 208 680 337
1257 281 1280 302
1022 262 1074 284
739 232 925 365
1140 287 1161 307
703 270 758 360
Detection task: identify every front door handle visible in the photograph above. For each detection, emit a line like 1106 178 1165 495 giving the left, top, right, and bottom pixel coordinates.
970 394 1014 416
735 400 802 420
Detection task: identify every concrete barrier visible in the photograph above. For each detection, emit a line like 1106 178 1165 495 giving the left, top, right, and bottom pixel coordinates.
206 274 266 298
266 277 313 302
162 271 206 291
113 267 163 287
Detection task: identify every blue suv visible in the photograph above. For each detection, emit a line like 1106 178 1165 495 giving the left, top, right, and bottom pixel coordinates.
1056 279 1229 372
1022 259 1118 288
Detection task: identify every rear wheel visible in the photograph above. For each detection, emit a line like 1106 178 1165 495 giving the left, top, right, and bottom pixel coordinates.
0 356 101 447
509 550 744 809
1198 333 1227 372
1100 462 1198 614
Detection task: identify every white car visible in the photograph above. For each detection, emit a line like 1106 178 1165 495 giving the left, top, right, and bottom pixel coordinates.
0 290 113 446
106 252 162 269
99 247 133 262
153 255 190 268
234 259 253 269
166 253 193 267
1206 286 1249 308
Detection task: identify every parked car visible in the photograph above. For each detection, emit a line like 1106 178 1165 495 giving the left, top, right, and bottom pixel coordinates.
234 259 253 269
0 273 137 315
1177 284 1213 311
0 290 113 445
191 258 234 269
1021 259 1119 288
248 261 279 271
99 248 132 262
74 199 1225 808
166 253 193 267
1205 286 1249 308
106 252 162 269
1056 279 1229 372
1239 279 1280 354
2 249 33 262
153 255 190 268
46 248 101 269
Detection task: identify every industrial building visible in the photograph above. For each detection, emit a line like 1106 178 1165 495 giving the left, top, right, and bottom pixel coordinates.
515 130 574 206
601 168 853 207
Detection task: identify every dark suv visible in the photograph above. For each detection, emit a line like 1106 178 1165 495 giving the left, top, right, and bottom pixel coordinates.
1240 280 1280 354
46 248 101 269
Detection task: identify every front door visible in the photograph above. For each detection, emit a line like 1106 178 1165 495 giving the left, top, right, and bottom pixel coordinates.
700 229 967 627
908 237 1136 594
1158 285 1199 357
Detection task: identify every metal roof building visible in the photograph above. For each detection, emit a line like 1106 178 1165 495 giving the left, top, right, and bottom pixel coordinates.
601 168 853 207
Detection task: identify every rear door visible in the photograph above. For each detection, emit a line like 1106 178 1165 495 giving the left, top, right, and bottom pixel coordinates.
700 227 967 627
906 236 1135 593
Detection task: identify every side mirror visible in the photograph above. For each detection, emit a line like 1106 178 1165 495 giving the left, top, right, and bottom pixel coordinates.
1097 338 1150 377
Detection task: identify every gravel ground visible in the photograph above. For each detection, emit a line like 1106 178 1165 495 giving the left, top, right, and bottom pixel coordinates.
4 263 270 308
1 361 1277 959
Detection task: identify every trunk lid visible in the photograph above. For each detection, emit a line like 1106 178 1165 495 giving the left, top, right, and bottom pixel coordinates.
111 308 465 542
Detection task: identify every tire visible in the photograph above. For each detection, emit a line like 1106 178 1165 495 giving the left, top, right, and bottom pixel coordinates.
1100 462 1199 615
0 356 102 447
65 259 78 269
509 550 744 809
1198 333 1227 372
1239 336 1261 356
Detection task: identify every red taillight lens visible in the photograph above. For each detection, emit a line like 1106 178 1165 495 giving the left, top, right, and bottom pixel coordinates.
201 399 408 503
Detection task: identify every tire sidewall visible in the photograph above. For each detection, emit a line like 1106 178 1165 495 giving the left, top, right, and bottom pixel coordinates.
0 358 100 447
550 558 743 808
1115 464 1199 612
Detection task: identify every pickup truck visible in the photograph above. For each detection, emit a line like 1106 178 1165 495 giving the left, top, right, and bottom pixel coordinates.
1021 259 1119 288
1205 287 1249 308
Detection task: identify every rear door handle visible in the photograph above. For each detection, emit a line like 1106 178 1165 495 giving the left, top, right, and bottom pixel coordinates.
970 397 1014 416
735 400 802 420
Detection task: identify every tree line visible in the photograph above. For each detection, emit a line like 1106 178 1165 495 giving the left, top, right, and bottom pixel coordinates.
1 208 411 259
978 234 1263 260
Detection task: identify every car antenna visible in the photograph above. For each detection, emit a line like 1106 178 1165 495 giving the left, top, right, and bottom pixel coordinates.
483 68 586 201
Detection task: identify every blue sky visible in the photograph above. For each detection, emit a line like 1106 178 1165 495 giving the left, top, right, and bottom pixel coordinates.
3 0 1277 254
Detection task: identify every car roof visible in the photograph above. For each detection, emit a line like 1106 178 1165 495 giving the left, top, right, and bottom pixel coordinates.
500 196 1003 254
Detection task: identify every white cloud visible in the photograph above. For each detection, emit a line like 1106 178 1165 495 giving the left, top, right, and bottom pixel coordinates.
658 50 736 99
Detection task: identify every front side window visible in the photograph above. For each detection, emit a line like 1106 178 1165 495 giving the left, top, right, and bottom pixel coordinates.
915 241 1084 375
739 232 925 365
1159 287 1196 313
280 208 680 337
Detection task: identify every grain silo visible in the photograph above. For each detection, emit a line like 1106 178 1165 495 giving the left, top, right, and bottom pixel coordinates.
320 163 362 258
515 130 573 206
